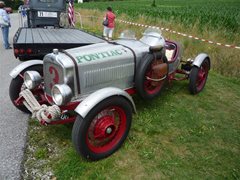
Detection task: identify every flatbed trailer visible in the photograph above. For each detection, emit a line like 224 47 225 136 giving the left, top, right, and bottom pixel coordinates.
13 27 106 61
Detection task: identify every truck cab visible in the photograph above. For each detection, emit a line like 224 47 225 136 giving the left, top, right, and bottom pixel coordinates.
27 0 66 27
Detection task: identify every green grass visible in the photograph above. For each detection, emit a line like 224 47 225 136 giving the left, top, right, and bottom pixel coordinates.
22 0 240 178
23 72 240 179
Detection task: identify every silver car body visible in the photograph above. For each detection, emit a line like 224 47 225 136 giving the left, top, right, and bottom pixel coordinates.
43 31 166 101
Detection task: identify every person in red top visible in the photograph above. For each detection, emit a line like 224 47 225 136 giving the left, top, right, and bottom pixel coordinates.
103 7 115 40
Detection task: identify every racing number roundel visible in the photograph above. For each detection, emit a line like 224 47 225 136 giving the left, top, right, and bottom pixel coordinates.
49 66 59 89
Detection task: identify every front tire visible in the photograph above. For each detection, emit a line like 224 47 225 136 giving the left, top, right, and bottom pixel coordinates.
189 58 210 94
72 96 132 161
9 65 43 113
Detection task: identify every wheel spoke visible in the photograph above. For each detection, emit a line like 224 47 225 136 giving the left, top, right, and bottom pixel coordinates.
19 73 24 79
196 63 209 90
86 106 127 153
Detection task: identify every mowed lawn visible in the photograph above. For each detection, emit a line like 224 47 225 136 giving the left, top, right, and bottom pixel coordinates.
23 0 240 179
24 72 240 179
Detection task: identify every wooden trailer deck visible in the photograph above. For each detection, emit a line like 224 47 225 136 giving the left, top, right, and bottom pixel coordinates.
13 27 106 60
15 28 105 44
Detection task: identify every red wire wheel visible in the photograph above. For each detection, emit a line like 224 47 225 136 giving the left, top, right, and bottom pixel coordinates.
72 96 132 161
189 58 210 94
136 54 167 100
9 65 44 113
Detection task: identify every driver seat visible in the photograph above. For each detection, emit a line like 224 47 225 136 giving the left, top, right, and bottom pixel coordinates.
165 44 176 62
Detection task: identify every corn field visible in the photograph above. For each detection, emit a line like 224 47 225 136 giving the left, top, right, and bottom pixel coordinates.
76 0 240 34
75 0 240 77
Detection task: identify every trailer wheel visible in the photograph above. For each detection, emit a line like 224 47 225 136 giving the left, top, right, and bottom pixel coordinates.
9 65 43 113
136 54 167 100
72 96 132 161
189 58 210 94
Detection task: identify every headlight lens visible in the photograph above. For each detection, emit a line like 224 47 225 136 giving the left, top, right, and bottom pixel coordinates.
51 84 73 106
24 71 42 89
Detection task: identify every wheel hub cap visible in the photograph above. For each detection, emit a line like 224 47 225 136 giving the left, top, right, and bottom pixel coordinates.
106 127 113 134
94 116 115 139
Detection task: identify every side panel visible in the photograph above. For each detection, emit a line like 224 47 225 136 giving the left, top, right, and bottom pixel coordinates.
67 43 136 96
75 87 136 118
9 60 43 78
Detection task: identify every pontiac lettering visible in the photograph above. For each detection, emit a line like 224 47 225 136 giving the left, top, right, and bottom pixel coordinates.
76 49 124 63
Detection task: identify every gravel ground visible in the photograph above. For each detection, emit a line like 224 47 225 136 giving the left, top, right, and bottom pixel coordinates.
0 13 28 180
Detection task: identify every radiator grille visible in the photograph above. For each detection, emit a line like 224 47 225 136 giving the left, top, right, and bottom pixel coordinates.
84 63 133 88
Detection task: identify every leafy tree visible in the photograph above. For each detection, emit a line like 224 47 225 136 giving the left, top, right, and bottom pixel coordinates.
4 0 23 9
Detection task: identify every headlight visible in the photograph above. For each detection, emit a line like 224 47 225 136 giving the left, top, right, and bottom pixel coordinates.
51 84 73 106
24 71 42 89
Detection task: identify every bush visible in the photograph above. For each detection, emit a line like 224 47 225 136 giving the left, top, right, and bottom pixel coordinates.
4 0 23 10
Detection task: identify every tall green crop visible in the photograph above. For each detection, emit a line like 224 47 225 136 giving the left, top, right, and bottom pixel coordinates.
76 0 240 33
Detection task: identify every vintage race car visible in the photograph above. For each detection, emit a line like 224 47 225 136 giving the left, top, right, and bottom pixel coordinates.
9 28 210 161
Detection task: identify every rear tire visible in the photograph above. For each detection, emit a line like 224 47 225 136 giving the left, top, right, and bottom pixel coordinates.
135 54 167 100
72 96 132 161
9 65 43 113
189 58 210 94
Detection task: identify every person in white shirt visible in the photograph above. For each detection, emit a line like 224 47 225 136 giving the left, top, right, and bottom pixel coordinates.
0 1 11 49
